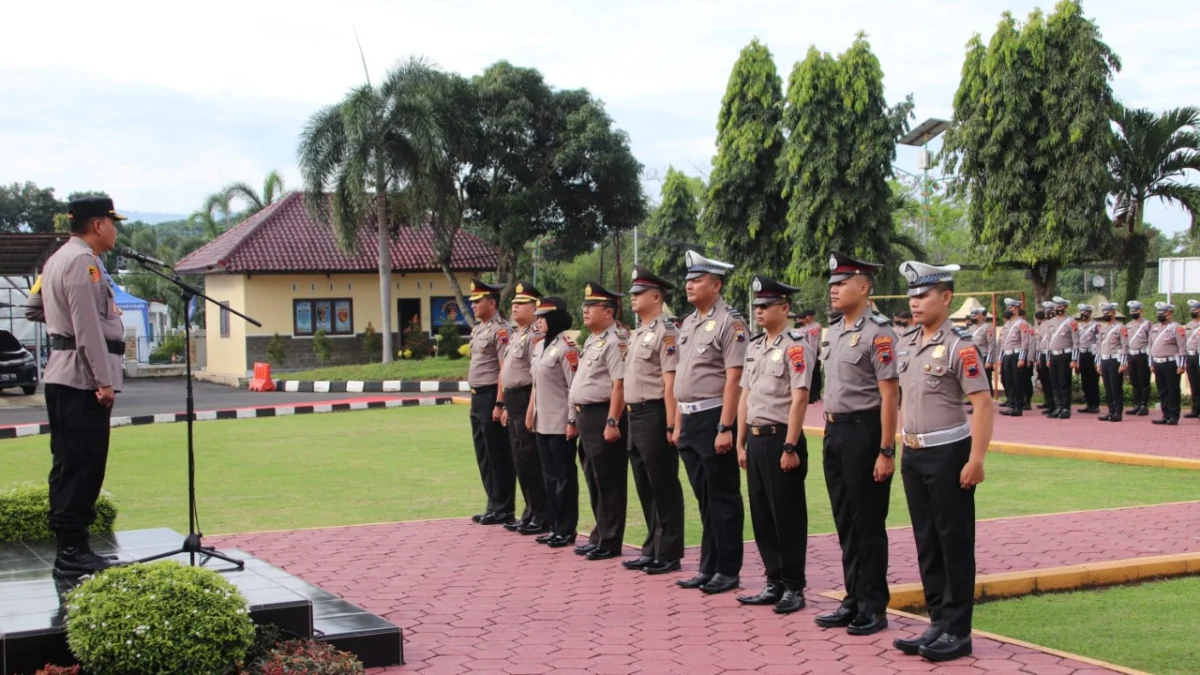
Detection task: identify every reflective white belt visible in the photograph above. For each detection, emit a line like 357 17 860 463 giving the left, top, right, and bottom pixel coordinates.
1189 350 1197 356
678 397 723 415
1050 349 1069 356
1128 349 1145 355
901 423 971 450
1003 349 1020 355
1100 354 1120 360
1152 357 1175 364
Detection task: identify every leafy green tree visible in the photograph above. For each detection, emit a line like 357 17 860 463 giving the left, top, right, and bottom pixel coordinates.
780 33 914 281
0 182 63 233
644 167 702 303
700 39 787 283
1111 104 1200 304
942 1 1119 302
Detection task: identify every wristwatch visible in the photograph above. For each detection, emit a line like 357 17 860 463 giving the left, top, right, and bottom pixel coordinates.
494 401 505 409
880 446 896 458
665 426 675 432
716 423 733 433
606 417 618 427
568 418 576 426
782 443 797 455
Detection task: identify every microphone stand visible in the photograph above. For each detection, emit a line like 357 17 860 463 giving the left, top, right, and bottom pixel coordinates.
129 259 262 570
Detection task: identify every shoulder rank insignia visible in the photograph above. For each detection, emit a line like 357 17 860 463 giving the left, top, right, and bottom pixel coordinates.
952 327 972 340
664 318 676 329
788 330 804 341
750 332 767 342
870 314 890 325
902 326 921 338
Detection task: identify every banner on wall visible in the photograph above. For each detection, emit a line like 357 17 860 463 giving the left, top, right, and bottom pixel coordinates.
431 296 473 327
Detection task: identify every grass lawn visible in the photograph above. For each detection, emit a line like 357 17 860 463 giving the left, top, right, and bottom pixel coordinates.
2 405 1198 542
974 577 1200 675
279 356 468 381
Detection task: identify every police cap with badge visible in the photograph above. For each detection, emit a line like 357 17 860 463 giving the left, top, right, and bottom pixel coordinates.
67 196 128 225
582 281 623 308
828 251 882 284
512 280 543 305
684 250 734 280
751 276 799 306
899 261 961 295
468 278 504 302
630 265 674 294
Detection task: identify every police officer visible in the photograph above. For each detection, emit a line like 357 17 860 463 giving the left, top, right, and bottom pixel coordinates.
568 282 630 560
813 251 898 636
1148 302 1187 426
1045 296 1079 418
966 307 995 396
1034 305 1053 413
466 279 518 525
997 299 1032 416
1184 299 1200 419
1096 303 1129 422
799 310 824 402
527 297 582 548
1125 301 1152 416
1075 304 1102 414
498 281 551 535
621 266 686 575
671 251 747 595
892 261 993 663
24 196 127 577
735 276 812 615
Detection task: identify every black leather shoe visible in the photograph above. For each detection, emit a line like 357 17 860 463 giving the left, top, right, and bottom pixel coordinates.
773 590 805 614
699 573 740 594
471 512 490 523
622 556 655 571
585 549 618 561
894 625 943 655
1137 407 1149 416
1126 407 1140 415
1167 418 1179 426
847 613 888 636
1055 410 1071 419
53 547 115 578
546 534 577 548
479 511 515 525
1184 411 1200 419
675 573 712 589
504 519 528 532
736 583 783 606
814 606 856 628
535 533 556 544
1109 414 1122 422
573 542 597 556
1077 406 1100 413
519 521 549 535
1153 417 1169 425
918 633 973 662
644 559 681 575
1098 414 1112 421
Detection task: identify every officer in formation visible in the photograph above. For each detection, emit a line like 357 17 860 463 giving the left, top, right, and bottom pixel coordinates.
621 266 686 575
1186 300 1200 419
965 307 996 396
526 297 581 548
797 310 824 402
568 282 630 560
814 251 898 637
1125 301 1152 416
997 298 1032 416
735 276 812 615
1033 305 1053 412
466 279 517 526
1075 304 1102 414
671 251 747 594
1096 303 1130 422
1044 296 1080 419
24 196 128 577
893 261 993 663
497 281 550 534
893 311 913 331
1148 302 1188 425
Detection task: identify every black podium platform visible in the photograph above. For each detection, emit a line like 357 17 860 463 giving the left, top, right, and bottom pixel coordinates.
0 528 402 675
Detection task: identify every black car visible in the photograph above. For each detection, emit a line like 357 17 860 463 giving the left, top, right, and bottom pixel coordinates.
0 329 38 395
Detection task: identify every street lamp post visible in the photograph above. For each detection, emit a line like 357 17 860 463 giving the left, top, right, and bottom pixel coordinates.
898 118 951 247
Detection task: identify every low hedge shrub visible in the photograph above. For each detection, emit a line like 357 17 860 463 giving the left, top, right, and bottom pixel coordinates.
0 483 117 543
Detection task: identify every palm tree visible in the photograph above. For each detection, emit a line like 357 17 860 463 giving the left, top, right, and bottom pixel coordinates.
187 191 231 240
224 170 287 216
1111 104 1200 303
298 57 445 363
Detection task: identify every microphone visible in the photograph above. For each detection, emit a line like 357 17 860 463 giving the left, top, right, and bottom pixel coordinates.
119 247 168 268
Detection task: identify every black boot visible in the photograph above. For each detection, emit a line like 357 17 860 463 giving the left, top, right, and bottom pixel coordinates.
53 534 114 578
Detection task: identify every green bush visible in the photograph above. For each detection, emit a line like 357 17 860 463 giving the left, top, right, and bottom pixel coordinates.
401 324 431 361
266 333 287 368
312 329 333 366
150 333 186 363
437 323 464 360
65 561 256 675
360 323 379 362
0 483 117 543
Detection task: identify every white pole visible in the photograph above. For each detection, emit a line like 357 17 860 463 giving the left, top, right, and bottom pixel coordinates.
633 225 639 267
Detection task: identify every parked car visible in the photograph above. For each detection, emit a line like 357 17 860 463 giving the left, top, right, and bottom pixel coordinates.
0 329 38 395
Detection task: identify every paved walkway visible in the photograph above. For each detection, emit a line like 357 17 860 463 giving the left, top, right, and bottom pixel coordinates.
215 502 1200 674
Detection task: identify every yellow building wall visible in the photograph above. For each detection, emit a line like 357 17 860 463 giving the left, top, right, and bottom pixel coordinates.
203 274 248 378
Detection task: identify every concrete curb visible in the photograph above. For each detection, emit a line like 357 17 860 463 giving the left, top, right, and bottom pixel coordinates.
272 380 470 394
0 396 454 440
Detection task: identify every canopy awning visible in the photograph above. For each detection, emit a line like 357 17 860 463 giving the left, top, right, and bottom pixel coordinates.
0 233 70 276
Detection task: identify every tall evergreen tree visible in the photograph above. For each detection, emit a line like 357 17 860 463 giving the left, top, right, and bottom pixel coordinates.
644 167 702 305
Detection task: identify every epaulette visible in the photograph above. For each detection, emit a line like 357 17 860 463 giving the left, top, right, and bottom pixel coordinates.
750 332 767 342
901 326 921 338
788 330 804 341
727 306 745 319
682 311 696 323
952 326 972 340
563 335 576 346
870 314 890 325
664 317 676 329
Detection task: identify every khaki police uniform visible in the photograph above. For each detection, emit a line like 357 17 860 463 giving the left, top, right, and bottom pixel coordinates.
1076 307 1102 412
967 312 995 396
568 282 630 558
466 279 517 523
27 197 128 567
1125 302 1152 414
672 251 747 589
997 301 1033 414
1096 306 1130 421
499 281 550 533
530 300 582 542
1045 298 1079 417
1148 304 1187 424
817 252 898 626
623 268 685 568
1183 300 1200 418
806 315 824 402
1034 306 1053 411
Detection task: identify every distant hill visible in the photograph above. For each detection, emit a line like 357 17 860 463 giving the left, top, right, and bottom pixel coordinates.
124 210 189 225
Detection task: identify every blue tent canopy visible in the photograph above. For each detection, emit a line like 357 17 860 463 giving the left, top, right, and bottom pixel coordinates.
102 268 151 338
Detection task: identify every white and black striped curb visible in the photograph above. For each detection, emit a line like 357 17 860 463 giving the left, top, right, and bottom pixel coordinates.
273 380 470 394
0 397 454 440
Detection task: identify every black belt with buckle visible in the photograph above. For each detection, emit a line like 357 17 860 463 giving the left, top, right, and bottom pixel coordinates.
824 409 881 424
750 424 780 436
470 384 498 395
49 335 125 356
573 402 607 412
503 384 532 394
626 399 665 413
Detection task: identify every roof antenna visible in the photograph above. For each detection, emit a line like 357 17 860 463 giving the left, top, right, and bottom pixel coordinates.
353 26 371 86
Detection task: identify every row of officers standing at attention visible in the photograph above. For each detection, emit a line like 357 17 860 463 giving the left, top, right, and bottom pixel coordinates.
465 249 994 663
973 296 1199 425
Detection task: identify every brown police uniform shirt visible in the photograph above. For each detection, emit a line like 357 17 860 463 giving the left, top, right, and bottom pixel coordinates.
624 312 679 404
1148 321 1187 364
1047 314 1080 357
1098 320 1129 365
1184 319 1200 354
1126 318 1151 352
819 313 898 414
468 314 510 387
898 321 990 434
673 298 749 403
531 334 577 434
500 322 540 389
35 238 126 391
568 326 627 406
1000 316 1033 361
1077 319 1101 356
741 329 813 426
970 321 996 365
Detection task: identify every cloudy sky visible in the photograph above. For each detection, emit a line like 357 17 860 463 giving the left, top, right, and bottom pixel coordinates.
2 0 1197 233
